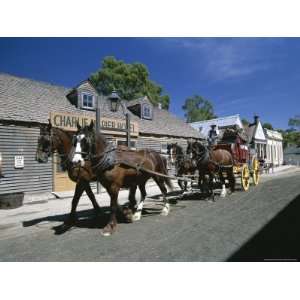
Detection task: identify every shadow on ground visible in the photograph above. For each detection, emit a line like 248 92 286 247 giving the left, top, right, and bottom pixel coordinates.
228 194 300 262
23 207 115 235
22 199 174 235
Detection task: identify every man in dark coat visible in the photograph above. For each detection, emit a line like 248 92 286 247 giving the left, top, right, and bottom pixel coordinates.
208 124 218 147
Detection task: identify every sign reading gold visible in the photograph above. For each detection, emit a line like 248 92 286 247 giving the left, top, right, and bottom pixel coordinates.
50 112 139 136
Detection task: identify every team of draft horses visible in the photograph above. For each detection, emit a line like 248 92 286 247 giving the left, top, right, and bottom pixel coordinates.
36 120 235 236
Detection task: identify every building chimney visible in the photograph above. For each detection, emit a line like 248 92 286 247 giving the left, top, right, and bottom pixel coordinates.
254 115 259 125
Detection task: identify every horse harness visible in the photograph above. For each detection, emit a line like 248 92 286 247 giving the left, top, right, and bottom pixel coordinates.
193 145 232 171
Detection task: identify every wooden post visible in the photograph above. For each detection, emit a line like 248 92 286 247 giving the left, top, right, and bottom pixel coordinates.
126 112 131 148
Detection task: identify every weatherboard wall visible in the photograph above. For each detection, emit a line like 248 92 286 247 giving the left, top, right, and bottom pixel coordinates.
0 123 52 195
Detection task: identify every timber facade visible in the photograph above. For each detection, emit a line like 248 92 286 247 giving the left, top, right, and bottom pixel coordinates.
0 73 203 196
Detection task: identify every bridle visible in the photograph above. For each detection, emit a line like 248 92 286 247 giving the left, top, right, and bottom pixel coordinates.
72 132 117 172
38 128 72 167
190 142 210 165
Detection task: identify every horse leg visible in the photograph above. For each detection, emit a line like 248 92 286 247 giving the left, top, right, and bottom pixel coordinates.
84 182 103 216
154 177 170 216
209 173 216 201
64 182 85 226
132 183 147 221
219 171 227 198
123 185 137 222
198 171 203 193
178 179 184 191
228 167 235 193
102 184 120 236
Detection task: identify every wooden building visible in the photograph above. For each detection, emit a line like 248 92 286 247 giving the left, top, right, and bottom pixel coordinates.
0 73 203 196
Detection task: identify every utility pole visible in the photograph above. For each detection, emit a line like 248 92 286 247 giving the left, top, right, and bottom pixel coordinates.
95 95 101 194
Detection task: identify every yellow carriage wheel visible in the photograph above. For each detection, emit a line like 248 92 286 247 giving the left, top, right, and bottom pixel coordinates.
241 164 250 191
252 157 260 186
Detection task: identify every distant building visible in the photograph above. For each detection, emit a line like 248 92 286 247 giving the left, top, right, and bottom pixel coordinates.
189 114 283 166
189 114 244 137
244 115 268 160
264 128 284 166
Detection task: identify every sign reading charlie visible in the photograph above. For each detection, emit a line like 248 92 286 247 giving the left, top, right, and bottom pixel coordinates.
50 112 139 136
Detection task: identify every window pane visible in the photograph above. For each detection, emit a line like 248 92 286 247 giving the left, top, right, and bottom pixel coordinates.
82 94 93 108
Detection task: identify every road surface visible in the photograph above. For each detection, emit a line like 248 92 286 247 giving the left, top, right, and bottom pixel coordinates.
0 169 300 261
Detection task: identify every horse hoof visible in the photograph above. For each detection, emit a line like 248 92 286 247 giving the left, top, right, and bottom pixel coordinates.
132 211 142 221
220 191 227 198
161 204 170 216
101 223 116 236
122 207 133 223
101 231 112 237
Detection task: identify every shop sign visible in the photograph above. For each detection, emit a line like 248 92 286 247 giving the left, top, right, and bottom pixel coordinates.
50 112 139 136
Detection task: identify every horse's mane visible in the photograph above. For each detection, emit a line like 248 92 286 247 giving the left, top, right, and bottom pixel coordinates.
52 127 72 140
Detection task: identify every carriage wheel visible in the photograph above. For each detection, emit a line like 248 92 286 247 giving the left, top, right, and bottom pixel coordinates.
241 164 250 191
252 157 260 186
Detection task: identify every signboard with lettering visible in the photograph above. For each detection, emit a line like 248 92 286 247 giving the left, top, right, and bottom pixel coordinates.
50 112 139 136
14 156 24 169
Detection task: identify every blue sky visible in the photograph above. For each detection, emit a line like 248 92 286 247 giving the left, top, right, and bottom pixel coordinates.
0 37 299 129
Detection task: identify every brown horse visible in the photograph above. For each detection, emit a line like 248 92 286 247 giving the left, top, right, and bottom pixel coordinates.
36 123 102 225
187 140 235 200
71 121 173 236
167 143 196 191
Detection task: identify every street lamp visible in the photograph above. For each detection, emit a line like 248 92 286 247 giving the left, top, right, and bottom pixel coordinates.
108 90 131 148
109 90 120 112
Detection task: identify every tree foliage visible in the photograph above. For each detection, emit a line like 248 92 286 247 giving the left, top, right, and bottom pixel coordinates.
182 95 217 123
262 122 273 130
276 116 300 148
288 115 300 130
241 118 250 127
90 56 170 109
280 130 300 148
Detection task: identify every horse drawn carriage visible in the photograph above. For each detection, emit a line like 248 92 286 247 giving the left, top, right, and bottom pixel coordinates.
213 128 260 191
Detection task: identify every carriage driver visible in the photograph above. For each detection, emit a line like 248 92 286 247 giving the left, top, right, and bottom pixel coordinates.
207 124 218 148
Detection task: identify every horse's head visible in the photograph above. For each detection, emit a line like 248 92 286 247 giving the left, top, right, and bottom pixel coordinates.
71 121 96 167
187 140 206 160
186 140 193 157
36 121 52 163
167 143 178 164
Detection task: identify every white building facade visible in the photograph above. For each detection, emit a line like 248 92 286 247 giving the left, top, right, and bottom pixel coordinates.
264 129 284 166
190 114 244 137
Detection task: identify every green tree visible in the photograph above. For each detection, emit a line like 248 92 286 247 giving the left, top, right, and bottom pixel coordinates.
182 95 217 123
262 122 273 130
90 56 170 109
241 118 250 127
281 131 300 148
288 115 300 130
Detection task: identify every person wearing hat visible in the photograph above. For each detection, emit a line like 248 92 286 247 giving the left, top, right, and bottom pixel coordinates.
208 124 218 148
